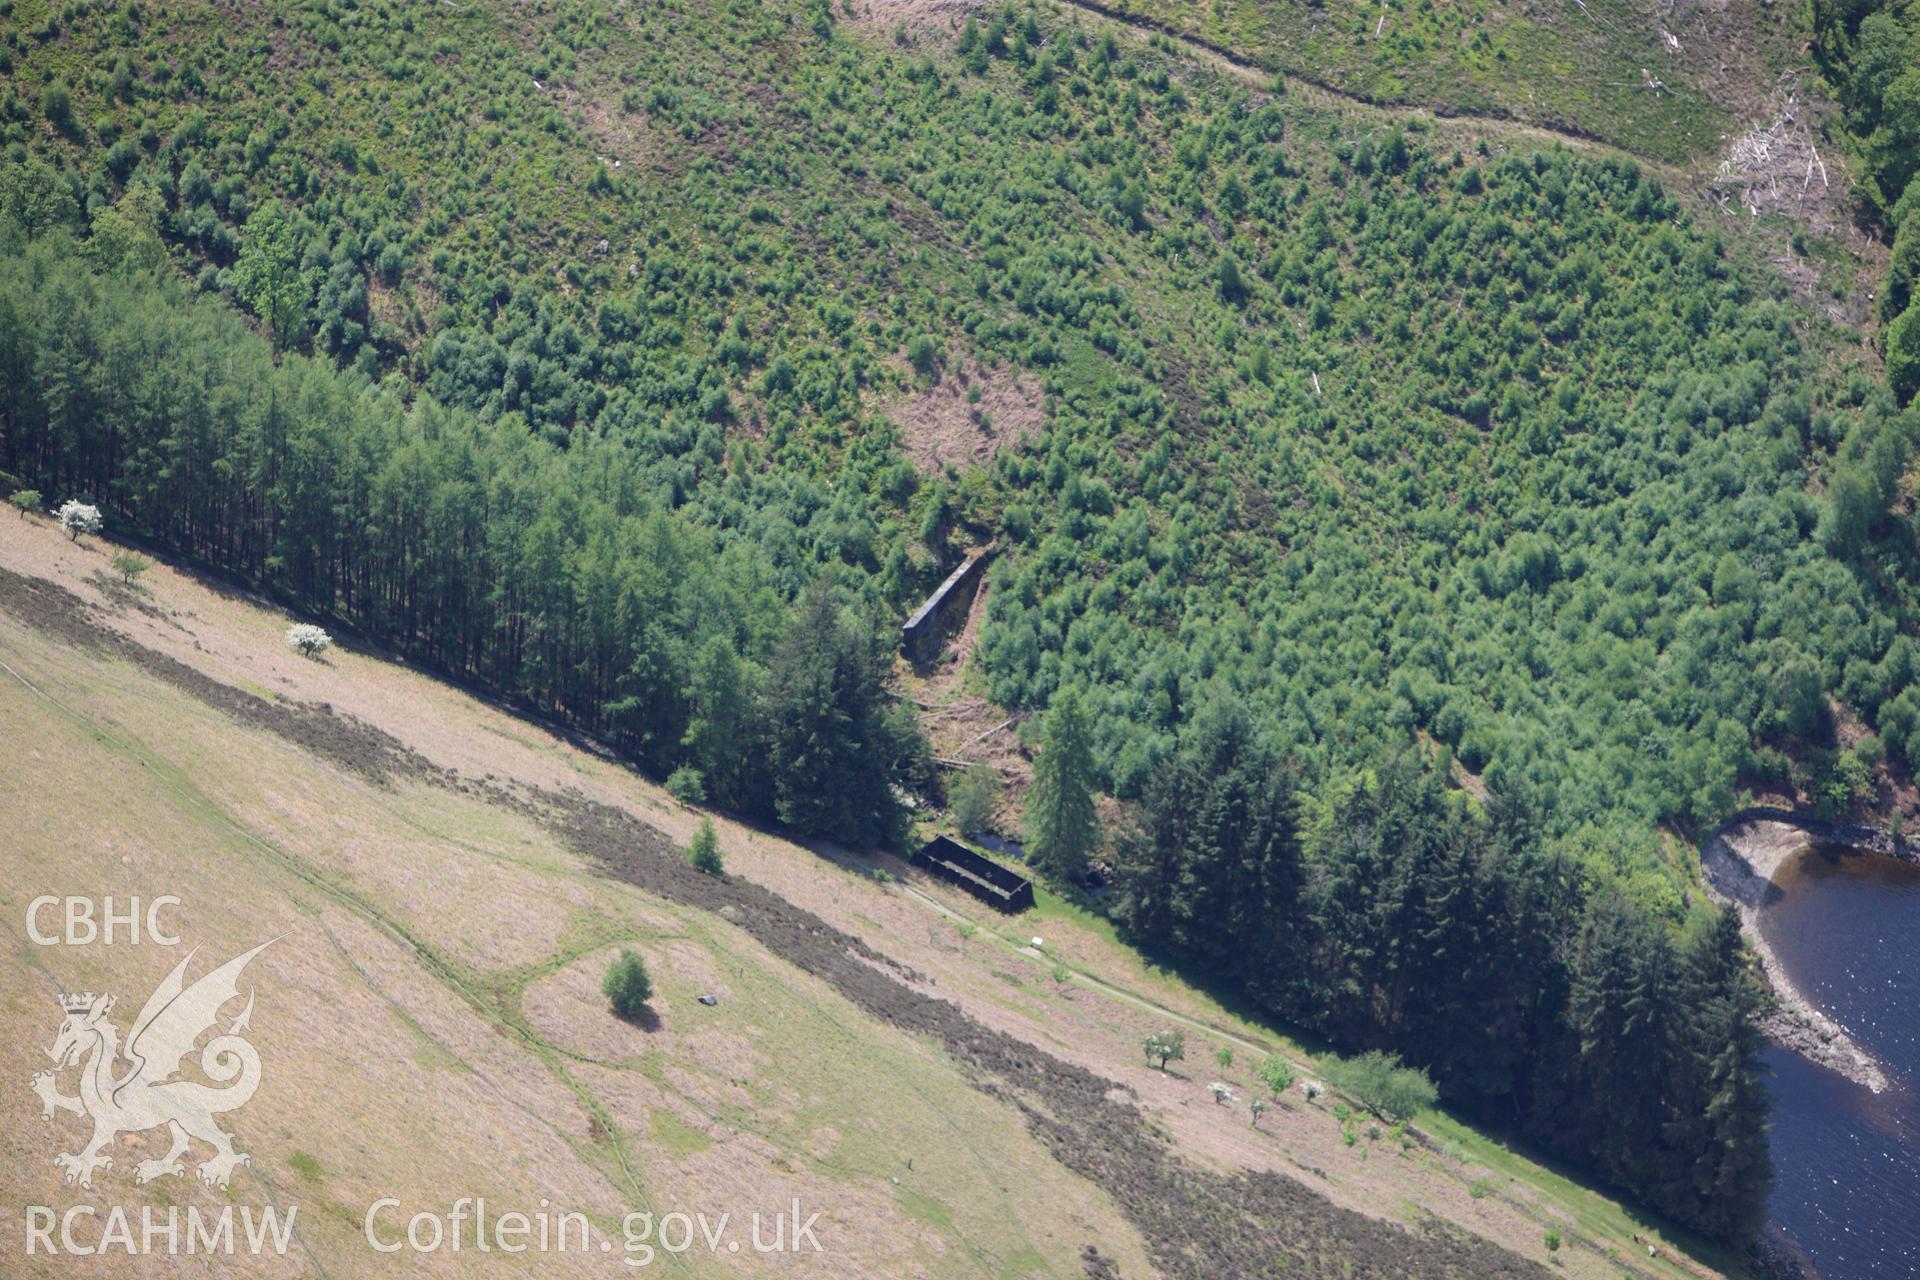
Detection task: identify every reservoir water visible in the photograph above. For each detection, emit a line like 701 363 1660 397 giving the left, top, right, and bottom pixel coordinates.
1756 847 1920 1278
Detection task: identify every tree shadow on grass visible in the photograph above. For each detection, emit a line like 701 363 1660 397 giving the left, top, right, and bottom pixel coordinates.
611 1004 661 1032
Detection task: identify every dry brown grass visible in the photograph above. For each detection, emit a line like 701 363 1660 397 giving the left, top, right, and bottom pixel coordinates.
888 357 1048 478
0 520 1156 1279
840 0 986 39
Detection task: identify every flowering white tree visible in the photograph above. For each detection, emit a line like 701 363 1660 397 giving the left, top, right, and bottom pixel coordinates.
56 500 102 542
286 623 332 659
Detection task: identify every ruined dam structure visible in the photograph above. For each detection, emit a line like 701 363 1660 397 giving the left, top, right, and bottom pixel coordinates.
902 548 992 665
1715 806 1911 863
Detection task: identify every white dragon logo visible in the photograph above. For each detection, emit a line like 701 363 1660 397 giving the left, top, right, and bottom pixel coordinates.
31 940 275 1190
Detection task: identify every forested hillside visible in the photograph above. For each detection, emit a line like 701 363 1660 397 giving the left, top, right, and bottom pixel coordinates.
1108 739 1772 1242
1813 0 1920 402
2 0 1914 1246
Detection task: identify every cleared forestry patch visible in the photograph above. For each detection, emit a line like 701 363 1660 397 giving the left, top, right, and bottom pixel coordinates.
889 358 1047 476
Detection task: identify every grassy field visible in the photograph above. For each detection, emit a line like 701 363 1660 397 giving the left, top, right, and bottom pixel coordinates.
0 526 1158 1277
0 514 1745 1278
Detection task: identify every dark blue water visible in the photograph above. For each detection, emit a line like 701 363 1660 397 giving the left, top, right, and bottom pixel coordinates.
1757 848 1920 1279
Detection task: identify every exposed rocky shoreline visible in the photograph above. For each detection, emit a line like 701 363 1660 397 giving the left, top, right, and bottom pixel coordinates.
1700 808 1907 1093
